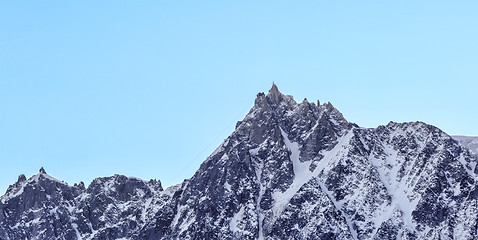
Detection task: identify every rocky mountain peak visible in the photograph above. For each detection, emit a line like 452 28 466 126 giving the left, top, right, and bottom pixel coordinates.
268 84 294 105
1 85 478 240
16 174 26 183
253 83 293 109
267 82 281 97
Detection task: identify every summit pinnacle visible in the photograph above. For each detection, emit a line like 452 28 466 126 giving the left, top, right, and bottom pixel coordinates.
17 174 26 183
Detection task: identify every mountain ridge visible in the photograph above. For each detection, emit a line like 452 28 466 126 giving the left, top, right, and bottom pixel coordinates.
453 136 478 156
1 85 477 239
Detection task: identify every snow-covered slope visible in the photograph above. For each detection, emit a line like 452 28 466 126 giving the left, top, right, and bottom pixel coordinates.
1 84 477 239
453 135 478 156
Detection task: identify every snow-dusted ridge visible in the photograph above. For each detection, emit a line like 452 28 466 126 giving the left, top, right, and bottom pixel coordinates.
453 135 478 156
1 84 477 240
1 169 67 204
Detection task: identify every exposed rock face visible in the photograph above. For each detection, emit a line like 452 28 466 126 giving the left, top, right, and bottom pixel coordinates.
1 84 477 239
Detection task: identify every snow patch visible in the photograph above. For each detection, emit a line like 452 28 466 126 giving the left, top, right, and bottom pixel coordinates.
253 153 266 240
229 206 245 233
224 182 232 192
141 198 153 222
271 128 312 219
249 147 260 156
270 127 355 235
457 154 477 180
317 181 358 240
369 143 420 232
71 223 82 239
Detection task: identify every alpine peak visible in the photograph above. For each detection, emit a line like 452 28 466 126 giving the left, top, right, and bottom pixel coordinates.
1 86 477 240
269 82 280 94
267 82 284 103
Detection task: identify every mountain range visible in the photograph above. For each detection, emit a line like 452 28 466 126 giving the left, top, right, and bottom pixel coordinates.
1 84 477 240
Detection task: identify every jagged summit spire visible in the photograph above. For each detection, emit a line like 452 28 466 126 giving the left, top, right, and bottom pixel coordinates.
254 83 286 107
39 167 46 174
268 82 280 95
17 174 26 183
267 82 287 105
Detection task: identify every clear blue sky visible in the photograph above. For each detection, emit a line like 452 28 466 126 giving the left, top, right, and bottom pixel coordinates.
1 1 477 193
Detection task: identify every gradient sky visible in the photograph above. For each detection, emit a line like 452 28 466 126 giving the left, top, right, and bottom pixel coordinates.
1 1 477 193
